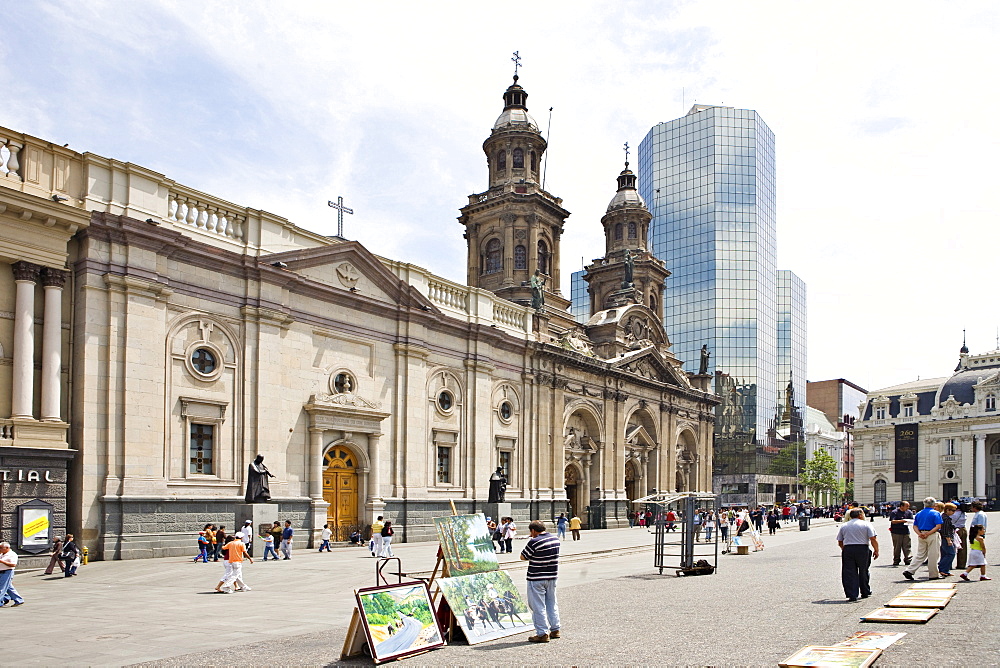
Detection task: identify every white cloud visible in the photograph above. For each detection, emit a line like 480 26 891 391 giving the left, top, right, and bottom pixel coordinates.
3 0 998 391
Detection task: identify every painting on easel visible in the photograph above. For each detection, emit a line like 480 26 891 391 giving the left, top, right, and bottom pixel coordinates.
437 570 532 644
433 514 499 575
355 582 445 663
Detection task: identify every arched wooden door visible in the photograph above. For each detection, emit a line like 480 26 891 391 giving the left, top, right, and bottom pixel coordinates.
323 446 359 533
564 465 582 517
625 460 638 502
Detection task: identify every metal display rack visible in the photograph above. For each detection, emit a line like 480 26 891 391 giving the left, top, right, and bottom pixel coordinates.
632 491 720 576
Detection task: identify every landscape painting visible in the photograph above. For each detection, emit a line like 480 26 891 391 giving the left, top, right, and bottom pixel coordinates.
434 514 499 575
886 595 950 608
436 570 533 644
833 632 907 650
355 582 444 663
778 645 881 668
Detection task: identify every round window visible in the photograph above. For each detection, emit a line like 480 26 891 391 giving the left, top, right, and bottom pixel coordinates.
499 401 513 421
437 391 454 412
946 469 955 479
334 373 354 394
191 348 216 375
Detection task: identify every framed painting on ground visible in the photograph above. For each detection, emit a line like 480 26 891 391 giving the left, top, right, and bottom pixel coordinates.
885 595 950 608
436 570 533 644
861 607 938 623
778 645 881 667
895 588 955 598
433 514 499 575
355 581 445 663
833 631 906 650
907 581 956 590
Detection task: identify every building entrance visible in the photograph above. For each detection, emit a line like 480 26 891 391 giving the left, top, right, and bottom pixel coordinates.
323 446 359 535
565 465 582 518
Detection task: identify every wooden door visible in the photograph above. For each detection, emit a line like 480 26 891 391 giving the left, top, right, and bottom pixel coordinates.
323 447 359 534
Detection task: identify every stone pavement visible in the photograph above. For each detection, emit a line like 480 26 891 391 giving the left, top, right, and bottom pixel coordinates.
2 514 996 667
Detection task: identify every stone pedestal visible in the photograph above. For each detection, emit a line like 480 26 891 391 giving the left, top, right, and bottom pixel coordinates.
605 286 642 308
235 503 279 558
689 373 712 392
483 502 511 523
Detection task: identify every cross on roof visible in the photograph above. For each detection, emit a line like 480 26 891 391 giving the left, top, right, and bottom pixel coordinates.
327 196 354 238
623 141 630 167
512 51 522 77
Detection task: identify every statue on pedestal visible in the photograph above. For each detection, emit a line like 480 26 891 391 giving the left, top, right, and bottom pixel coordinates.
488 466 508 503
530 270 546 311
244 454 276 504
698 344 711 375
622 250 635 288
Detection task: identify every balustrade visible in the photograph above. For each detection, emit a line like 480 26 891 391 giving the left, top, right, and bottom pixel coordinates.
166 192 245 241
427 279 468 311
492 302 526 329
0 137 22 179
0 420 13 440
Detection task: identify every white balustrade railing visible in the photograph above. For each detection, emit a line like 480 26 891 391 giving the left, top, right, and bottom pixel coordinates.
492 302 527 330
0 137 21 178
0 420 13 440
167 192 245 241
427 279 468 312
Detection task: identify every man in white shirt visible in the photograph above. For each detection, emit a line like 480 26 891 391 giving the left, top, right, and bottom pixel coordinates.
319 524 333 552
969 501 988 533
0 541 25 607
240 520 253 557
836 508 879 602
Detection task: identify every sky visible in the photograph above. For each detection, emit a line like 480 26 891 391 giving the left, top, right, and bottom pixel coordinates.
3 1 998 393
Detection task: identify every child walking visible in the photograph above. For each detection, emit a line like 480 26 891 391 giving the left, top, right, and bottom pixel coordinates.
960 525 991 582
193 531 210 562
319 524 333 552
260 529 279 561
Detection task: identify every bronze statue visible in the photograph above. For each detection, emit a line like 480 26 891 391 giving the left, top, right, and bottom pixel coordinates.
530 270 545 310
245 454 276 504
698 344 711 375
488 466 508 503
622 250 634 287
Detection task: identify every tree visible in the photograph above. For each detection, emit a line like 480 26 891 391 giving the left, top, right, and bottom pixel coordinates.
799 448 840 501
844 480 855 503
767 442 807 476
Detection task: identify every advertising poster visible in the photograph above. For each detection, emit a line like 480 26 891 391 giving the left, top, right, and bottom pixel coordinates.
894 424 919 483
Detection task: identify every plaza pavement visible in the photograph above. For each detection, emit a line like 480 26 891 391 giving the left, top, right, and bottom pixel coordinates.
2 514 996 667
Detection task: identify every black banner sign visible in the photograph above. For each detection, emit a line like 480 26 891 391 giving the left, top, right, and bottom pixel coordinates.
895 423 919 482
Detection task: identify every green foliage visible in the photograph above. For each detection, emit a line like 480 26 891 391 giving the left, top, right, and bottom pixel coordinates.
845 480 855 502
434 514 498 574
767 442 807 476
439 571 529 614
360 586 434 627
799 448 840 498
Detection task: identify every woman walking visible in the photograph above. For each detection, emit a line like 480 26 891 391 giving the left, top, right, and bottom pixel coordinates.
60 534 80 577
44 536 64 575
379 521 395 558
502 517 516 554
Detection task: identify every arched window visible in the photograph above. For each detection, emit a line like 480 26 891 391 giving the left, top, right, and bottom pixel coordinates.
514 244 527 270
987 394 997 411
537 239 549 275
628 221 637 239
649 293 657 313
513 148 524 168
530 151 537 171
485 238 502 274
614 223 623 240
874 479 887 505
496 150 506 173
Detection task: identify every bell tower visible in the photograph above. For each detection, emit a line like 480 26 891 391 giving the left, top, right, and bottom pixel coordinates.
584 160 669 317
458 74 571 317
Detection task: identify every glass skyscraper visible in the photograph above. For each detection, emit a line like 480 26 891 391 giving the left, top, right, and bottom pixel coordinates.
569 269 590 323
633 104 807 505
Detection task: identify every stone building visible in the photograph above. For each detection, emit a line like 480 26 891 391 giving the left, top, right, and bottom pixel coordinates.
0 76 717 560
854 343 1000 508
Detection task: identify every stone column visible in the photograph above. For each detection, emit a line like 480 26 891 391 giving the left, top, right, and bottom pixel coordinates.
368 432 383 503
41 268 67 421
309 427 324 502
975 433 987 497
11 261 41 419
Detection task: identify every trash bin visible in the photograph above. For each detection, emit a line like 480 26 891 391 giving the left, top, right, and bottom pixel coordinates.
798 516 809 531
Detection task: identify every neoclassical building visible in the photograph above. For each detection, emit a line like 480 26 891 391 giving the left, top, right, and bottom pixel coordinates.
854 343 1000 508
0 76 717 560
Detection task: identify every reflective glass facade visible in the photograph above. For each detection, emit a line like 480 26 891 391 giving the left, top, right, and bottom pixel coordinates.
569 269 590 323
776 270 807 442
637 105 807 486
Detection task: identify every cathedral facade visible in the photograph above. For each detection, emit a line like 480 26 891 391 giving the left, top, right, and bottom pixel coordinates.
0 77 717 560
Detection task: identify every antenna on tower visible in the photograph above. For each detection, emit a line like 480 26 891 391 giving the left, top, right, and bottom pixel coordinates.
542 106 553 190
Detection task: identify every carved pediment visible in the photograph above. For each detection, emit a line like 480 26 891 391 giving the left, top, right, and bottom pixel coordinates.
260 241 436 311
612 350 690 389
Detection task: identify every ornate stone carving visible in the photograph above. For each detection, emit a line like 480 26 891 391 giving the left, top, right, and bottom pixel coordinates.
315 392 382 410
556 328 596 357
336 262 360 288
41 268 67 288
514 228 527 240
500 212 517 224
11 261 41 282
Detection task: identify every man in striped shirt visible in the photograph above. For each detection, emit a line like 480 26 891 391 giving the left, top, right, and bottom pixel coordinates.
520 520 561 642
